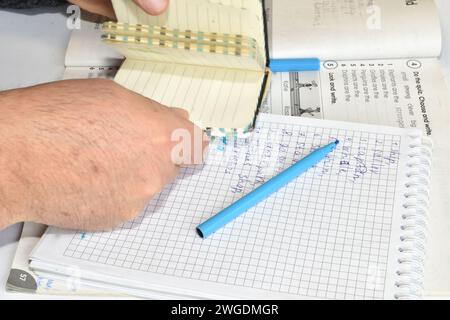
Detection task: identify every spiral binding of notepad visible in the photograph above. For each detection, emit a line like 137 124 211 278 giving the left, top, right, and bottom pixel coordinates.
394 133 433 300
102 22 263 63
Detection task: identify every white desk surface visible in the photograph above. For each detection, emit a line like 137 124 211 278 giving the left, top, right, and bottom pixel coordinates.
1 2 450 300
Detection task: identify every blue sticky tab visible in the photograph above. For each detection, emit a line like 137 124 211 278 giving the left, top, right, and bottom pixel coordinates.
269 58 321 72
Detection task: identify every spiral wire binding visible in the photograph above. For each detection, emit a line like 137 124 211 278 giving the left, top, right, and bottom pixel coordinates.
394 132 433 300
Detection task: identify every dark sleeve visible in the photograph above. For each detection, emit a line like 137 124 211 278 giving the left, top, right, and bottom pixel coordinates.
0 0 67 9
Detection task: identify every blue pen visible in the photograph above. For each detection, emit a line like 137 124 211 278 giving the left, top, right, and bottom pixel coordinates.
269 58 321 73
196 140 339 239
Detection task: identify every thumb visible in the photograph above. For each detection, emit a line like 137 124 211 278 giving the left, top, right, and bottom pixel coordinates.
133 0 169 15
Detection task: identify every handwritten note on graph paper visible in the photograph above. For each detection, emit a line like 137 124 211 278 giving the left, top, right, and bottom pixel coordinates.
56 114 406 299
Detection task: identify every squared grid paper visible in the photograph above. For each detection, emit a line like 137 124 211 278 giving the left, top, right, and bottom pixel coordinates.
63 118 402 299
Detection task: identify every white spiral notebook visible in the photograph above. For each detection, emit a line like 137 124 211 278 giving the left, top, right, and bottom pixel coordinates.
29 114 432 299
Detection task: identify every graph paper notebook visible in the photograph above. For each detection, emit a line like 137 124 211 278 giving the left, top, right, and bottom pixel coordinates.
102 0 270 135
30 115 432 299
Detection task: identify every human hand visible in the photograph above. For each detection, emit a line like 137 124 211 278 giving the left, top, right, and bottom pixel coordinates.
0 79 208 231
68 0 169 19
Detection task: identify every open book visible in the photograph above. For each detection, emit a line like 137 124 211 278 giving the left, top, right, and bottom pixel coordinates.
103 0 270 135
30 114 432 299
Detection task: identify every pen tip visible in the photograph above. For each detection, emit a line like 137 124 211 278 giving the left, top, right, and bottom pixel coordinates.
335 140 340 145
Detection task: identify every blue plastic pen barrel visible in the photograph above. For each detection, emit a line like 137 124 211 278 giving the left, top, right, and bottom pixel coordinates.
269 58 321 72
196 140 339 239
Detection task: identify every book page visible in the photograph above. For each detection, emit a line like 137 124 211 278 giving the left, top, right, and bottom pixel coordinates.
114 59 265 130
269 0 442 60
261 71 322 118
31 114 422 299
319 59 448 136
263 59 448 138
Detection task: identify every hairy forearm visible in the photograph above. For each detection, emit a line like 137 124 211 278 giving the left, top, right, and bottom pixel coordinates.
0 83 102 228
0 151 29 228
0 82 121 229
0 79 204 231
0 88 34 228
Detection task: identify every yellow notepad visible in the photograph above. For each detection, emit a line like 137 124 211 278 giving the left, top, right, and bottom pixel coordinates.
103 0 270 135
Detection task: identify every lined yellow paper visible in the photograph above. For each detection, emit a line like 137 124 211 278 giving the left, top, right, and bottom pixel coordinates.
115 60 264 130
106 0 267 133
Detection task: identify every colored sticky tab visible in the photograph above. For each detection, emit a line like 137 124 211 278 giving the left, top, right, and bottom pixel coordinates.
269 58 321 72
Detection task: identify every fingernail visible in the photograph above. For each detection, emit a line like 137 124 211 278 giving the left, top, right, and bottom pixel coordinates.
136 0 169 15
